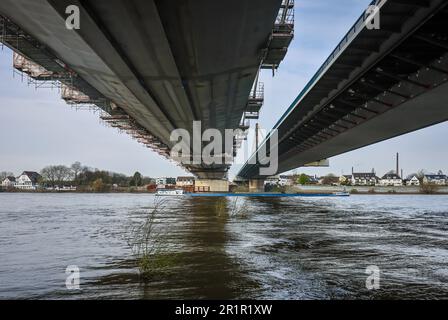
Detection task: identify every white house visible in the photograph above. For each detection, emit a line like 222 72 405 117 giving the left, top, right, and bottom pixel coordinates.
1 176 16 188
379 173 403 186
352 173 378 186
423 174 447 185
15 171 41 190
407 176 420 186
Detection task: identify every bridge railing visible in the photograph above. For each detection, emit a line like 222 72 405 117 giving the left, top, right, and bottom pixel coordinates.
238 0 380 174
272 0 379 130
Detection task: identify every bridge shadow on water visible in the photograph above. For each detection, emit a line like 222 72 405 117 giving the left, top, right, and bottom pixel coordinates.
83 196 260 300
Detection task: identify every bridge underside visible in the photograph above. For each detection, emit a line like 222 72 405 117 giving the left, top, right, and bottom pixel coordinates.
239 0 448 179
0 0 287 179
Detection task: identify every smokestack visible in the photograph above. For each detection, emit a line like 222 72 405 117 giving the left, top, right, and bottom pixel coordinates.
352 167 354 175
396 153 399 177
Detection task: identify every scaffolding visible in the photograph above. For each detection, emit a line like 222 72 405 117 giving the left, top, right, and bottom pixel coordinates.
12 52 75 90
262 0 295 70
1 14 172 161
245 81 264 116
99 113 171 158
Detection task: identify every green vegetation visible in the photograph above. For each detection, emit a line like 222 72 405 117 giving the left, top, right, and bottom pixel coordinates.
214 198 228 217
127 197 173 279
129 171 143 187
297 174 310 185
264 184 287 193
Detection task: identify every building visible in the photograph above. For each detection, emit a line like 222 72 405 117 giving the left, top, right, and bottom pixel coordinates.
423 174 447 185
176 176 195 187
407 176 420 186
1 176 16 188
264 176 280 186
156 177 176 186
15 171 41 190
278 175 293 186
351 173 378 186
379 173 403 186
307 175 320 184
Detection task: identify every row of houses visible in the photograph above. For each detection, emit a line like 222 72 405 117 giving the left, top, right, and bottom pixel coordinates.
263 172 447 187
340 172 447 186
1 171 78 191
1 171 41 190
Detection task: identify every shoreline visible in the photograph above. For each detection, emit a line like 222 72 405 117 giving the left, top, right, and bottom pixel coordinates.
1 190 448 195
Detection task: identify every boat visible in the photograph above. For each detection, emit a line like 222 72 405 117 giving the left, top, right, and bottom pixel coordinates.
155 189 184 196
188 192 350 198
332 191 350 197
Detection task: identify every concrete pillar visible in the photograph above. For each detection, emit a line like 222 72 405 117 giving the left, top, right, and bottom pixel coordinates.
195 179 229 192
249 179 265 193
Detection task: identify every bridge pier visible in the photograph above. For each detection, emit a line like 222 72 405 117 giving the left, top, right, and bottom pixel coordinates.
249 179 265 193
195 179 229 193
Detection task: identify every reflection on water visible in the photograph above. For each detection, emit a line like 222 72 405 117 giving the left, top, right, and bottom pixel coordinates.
0 193 447 299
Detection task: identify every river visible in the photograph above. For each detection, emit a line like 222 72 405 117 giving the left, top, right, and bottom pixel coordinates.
0 193 447 299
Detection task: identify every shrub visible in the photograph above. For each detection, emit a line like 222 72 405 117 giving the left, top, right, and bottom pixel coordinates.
420 183 439 194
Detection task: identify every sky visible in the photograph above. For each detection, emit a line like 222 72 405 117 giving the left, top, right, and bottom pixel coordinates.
0 0 447 179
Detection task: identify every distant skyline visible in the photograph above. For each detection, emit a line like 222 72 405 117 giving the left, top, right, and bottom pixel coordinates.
1 0 447 179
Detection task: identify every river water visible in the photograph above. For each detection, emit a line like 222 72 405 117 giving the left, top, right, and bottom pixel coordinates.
0 193 447 299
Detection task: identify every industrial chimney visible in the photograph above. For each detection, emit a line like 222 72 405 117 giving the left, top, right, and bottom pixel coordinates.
396 153 400 177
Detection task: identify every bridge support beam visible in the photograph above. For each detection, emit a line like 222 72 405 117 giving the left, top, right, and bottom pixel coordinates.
249 179 265 193
304 159 330 167
195 179 229 193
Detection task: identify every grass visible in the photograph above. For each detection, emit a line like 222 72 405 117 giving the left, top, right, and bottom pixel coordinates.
229 197 249 219
127 196 172 279
214 197 249 219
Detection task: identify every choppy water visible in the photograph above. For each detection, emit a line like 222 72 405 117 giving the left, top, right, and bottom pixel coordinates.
0 193 447 299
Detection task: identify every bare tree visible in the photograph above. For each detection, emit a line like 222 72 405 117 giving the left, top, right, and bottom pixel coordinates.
416 169 427 183
54 165 73 183
41 166 57 187
71 162 82 182
0 171 14 180
321 173 339 185
41 165 72 187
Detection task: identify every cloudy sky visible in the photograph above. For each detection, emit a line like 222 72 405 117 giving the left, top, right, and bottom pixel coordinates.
1 0 447 179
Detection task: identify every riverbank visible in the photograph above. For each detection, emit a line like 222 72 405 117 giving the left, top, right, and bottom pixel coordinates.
2 187 448 195
0 188 151 194
292 185 448 195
